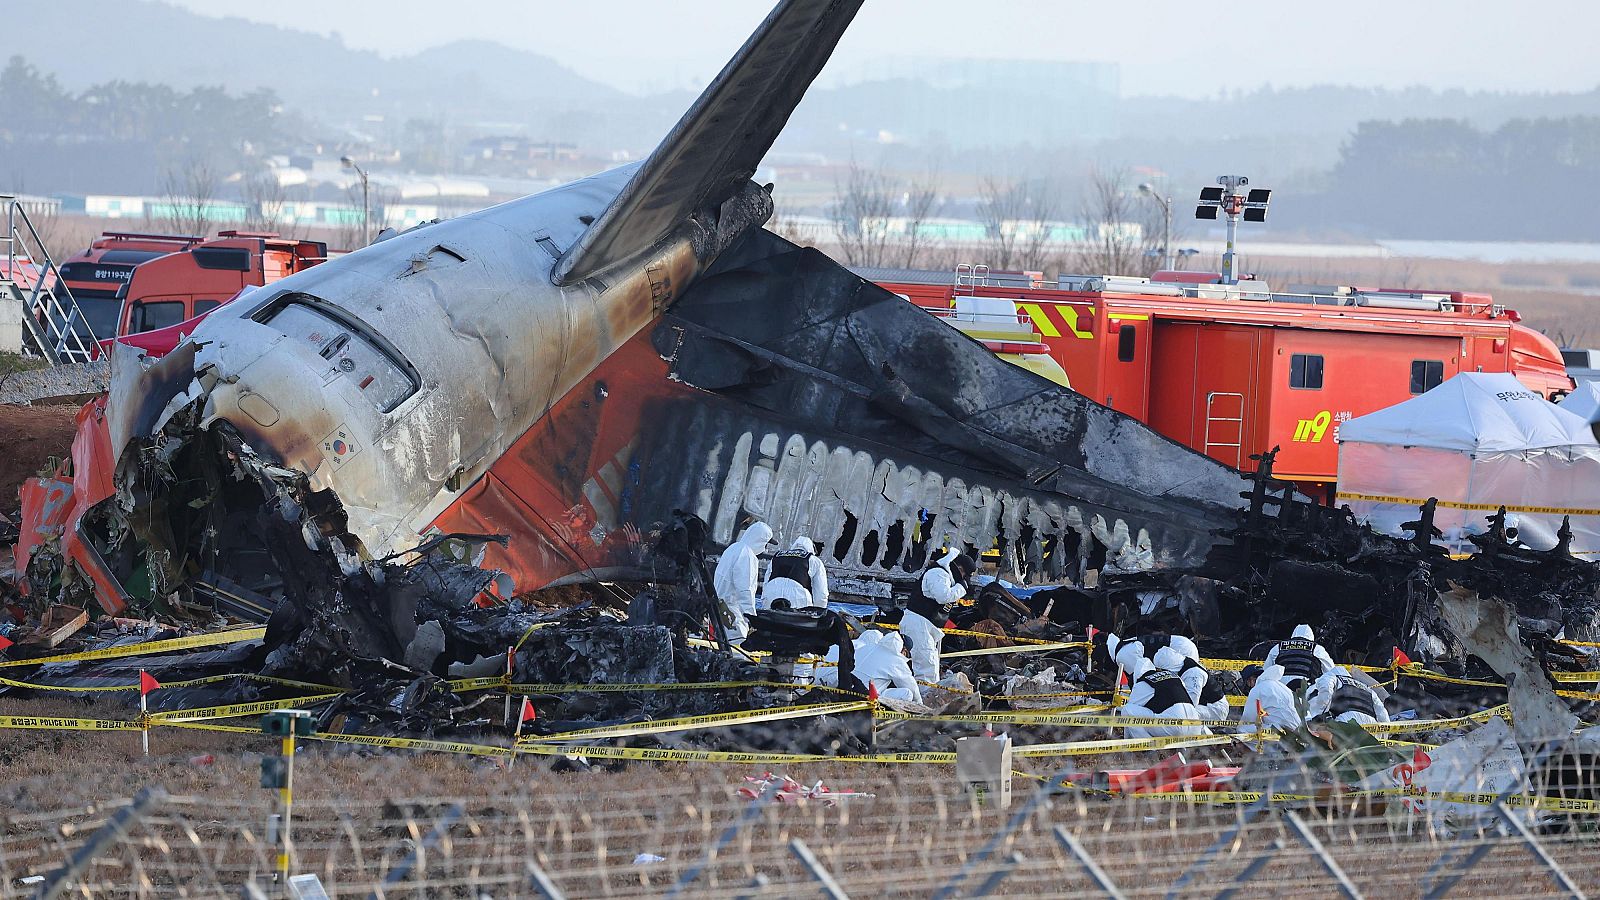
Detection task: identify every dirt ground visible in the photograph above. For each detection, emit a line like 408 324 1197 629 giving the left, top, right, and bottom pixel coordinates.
0 402 78 509
2 692 1597 898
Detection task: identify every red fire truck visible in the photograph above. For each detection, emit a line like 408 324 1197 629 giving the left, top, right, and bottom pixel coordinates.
866 266 1573 501
50 231 328 357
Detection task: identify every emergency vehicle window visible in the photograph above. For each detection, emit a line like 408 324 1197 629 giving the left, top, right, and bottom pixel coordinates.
194 299 222 316
130 300 186 333
1410 360 1444 394
1117 324 1137 362
264 300 418 412
1290 353 1324 390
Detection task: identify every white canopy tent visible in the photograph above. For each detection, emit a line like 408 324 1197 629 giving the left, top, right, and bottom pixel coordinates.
1336 372 1600 555
1558 381 1600 441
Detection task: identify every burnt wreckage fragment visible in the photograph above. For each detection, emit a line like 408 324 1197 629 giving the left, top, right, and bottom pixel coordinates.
1093 448 1600 674
634 228 1246 581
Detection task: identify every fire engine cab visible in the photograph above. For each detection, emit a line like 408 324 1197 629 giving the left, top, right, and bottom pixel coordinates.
867 266 1572 501
50 230 328 358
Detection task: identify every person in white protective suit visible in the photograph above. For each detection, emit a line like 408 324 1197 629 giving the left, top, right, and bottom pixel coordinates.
1119 647 1210 739
1177 655 1231 723
856 631 922 703
759 536 829 610
1238 663 1302 733
814 631 921 703
712 521 772 644
1106 632 1201 679
899 549 975 684
1263 624 1336 689
1308 666 1390 726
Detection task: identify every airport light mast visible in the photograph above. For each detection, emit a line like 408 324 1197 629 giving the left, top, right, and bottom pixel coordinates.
1195 175 1270 284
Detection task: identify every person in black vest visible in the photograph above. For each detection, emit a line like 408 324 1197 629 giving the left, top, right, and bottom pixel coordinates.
1106 631 1201 678
900 549 976 683
1263 624 1335 689
760 537 829 609
1309 666 1390 726
1121 647 1211 738
1177 655 1230 722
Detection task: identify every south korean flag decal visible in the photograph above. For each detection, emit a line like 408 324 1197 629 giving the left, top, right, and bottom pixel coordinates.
320 425 362 468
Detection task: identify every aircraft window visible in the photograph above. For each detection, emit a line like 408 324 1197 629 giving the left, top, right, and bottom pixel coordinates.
131 300 186 333
1290 353 1324 390
264 301 417 412
1410 360 1445 394
1117 324 1137 362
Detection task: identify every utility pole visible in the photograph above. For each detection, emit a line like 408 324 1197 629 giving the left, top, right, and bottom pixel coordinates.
1138 183 1174 270
340 156 370 247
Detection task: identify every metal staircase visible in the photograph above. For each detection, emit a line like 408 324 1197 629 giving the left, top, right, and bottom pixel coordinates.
2 195 98 364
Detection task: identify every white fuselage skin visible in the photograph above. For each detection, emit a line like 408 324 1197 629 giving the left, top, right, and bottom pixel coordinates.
179 164 699 561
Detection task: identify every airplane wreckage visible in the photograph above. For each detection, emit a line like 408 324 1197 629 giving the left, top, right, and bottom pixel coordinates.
4 0 1600 748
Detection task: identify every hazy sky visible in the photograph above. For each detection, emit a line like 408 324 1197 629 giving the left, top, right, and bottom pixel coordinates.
164 0 1600 97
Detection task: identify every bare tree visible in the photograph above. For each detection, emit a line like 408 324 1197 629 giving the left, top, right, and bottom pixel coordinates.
156 160 219 237
1071 167 1158 277
894 175 942 269
976 176 1059 272
242 169 291 235
827 161 944 269
828 162 896 268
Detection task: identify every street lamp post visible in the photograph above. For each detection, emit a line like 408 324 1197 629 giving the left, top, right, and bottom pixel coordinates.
1138 183 1173 271
340 156 370 246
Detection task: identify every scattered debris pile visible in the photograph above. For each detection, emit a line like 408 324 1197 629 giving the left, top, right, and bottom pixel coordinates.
1089 449 1600 677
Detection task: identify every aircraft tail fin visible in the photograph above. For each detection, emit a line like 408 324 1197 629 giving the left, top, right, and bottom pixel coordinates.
553 0 861 285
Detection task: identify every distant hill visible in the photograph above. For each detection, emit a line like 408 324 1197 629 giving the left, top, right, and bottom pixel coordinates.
8 0 640 142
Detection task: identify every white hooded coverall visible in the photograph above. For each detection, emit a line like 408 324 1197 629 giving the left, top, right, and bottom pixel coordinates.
759 537 830 609
815 631 921 703
1238 663 1302 733
1106 632 1201 680
1179 659 1231 722
900 548 966 684
712 521 772 644
1120 647 1211 738
1308 666 1390 726
1263 624 1337 686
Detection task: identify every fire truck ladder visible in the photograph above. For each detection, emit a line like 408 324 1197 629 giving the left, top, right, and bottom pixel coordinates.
2 195 98 365
954 262 990 296
1202 391 1245 468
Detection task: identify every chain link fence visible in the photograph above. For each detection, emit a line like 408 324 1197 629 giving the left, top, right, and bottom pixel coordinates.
3 758 1596 899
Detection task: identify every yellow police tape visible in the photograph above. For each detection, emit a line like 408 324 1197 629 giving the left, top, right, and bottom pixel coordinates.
447 678 864 697
1201 657 1388 675
879 622 1071 647
148 693 343 723
0 714 141 731
1334 491 1600 517
941 641 1082 659
522 701 871 743
0 627 267 668
873 709 1242 729
0 671 343 694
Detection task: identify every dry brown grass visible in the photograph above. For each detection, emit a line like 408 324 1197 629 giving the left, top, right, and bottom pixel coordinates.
2 693 1598 898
